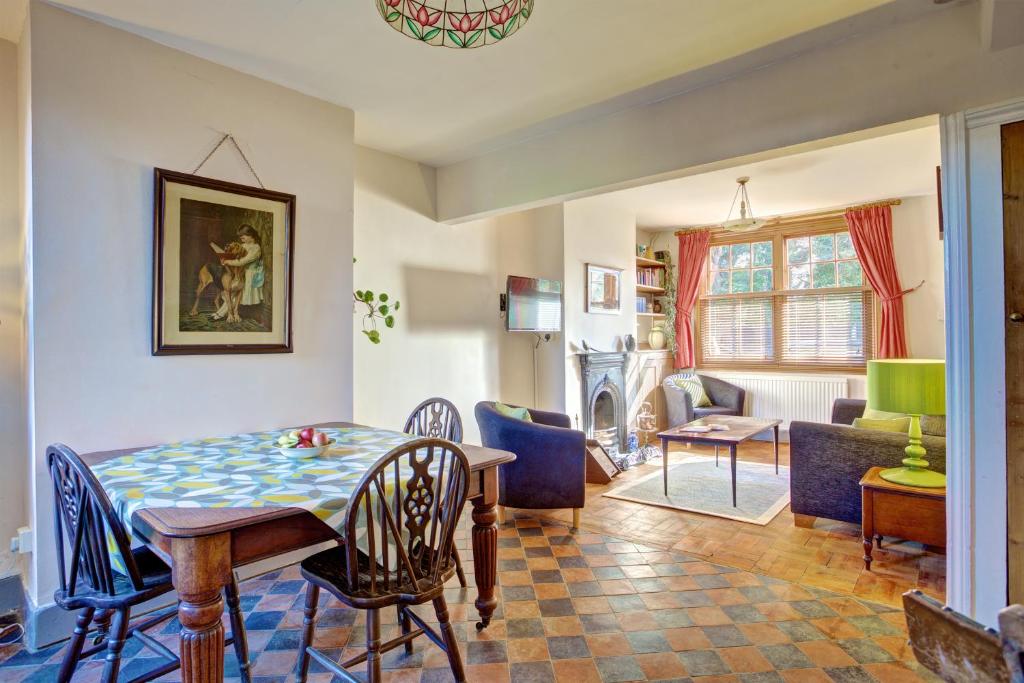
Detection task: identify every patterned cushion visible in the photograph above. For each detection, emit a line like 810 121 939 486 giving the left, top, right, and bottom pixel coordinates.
669 374 712 408
495 402 533 422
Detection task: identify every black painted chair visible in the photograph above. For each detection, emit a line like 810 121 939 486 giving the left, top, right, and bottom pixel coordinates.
294 438 471 683
403 397 468 587
47 443 252 683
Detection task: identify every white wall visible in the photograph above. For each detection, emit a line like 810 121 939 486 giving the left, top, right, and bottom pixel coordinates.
893 195 946 359
24 2 355 606
353 146 502 444
438 2 1024 222
495 206 565 412
562 201 637 423
0 36 27 581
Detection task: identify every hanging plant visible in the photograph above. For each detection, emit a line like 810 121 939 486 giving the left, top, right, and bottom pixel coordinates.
649 237 678 360
353 258 399 344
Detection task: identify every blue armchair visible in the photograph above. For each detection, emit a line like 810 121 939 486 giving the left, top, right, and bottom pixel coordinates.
474 402 586 529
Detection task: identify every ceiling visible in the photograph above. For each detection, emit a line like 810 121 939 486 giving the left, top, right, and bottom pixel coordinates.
585 123 941 230
45 0 897 166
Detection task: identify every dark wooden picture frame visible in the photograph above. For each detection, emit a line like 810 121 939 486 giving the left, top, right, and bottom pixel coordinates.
153 168 295 355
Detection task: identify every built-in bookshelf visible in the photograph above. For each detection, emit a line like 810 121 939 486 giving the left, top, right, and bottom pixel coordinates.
634 256 667 316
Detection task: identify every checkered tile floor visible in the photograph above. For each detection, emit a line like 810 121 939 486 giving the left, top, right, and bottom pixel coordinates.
0 518 938 682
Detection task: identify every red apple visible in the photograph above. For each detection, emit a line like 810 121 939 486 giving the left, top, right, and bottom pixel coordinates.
299 427 315 442
312 432 329 447
298 439 314 448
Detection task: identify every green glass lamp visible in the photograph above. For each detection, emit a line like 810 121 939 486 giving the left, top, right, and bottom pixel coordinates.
866 359 946 488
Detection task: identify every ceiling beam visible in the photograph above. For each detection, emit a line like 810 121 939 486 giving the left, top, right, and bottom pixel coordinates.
980 0 1024 51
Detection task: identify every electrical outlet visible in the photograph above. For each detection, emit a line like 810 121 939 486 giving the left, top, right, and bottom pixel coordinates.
13 527 31 554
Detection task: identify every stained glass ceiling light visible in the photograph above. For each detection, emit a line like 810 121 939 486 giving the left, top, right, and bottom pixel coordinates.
722 176 768 233
377 0 535 48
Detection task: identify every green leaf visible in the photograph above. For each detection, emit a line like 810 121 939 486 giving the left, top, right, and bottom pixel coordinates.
378 304 389 316
488 26 503 41
363 329 381 344
447 30 464 47
385 315 395 328
363 290 374 302
394 301 401 310
379 293 389 302
355 290 364 300
406 17 422 39
386 10 400 21
423 28 441 41
465 29 482 47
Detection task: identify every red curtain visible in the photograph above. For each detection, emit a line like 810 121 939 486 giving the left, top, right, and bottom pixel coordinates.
844 205 908 359
674 229 711 368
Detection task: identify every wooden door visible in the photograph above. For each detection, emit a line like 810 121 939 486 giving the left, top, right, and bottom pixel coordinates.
1004 120 1024 603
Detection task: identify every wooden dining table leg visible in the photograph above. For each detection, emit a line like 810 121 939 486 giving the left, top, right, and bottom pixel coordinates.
472 468 499 631
171 533 232 683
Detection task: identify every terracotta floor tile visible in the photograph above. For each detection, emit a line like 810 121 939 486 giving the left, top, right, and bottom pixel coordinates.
636 652 689 679
551 658 603 683
664 627 713 651
719 645 774 673
585 632 634 657
506 637 550 663
796 640 858 668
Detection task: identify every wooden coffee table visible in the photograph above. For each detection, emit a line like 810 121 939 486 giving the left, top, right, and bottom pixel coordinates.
658 415 782 507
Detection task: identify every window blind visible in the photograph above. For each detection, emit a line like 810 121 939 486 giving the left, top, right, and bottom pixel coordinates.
779 290 873 367
700 296 774 364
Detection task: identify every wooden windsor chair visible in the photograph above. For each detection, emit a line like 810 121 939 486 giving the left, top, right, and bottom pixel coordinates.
294 438 471 683
403 397 469 587
47 443 252 683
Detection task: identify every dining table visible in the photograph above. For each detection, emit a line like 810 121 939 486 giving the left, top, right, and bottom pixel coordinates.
82 421 516 683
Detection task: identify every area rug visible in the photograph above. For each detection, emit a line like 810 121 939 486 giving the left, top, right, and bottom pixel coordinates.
603 455 790 525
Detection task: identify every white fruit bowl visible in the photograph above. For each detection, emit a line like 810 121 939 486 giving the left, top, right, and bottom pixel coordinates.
278 440 334 458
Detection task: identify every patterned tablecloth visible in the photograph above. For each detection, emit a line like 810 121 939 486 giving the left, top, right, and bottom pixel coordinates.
91 426 418 563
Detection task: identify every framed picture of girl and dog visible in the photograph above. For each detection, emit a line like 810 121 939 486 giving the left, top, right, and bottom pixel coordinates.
153 168 295 355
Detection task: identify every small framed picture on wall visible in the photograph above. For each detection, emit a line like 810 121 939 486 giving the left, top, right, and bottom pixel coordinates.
586 263 622 314
152 168 295 355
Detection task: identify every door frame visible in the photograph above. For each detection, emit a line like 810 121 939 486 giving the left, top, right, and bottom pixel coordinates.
942 96 1024 626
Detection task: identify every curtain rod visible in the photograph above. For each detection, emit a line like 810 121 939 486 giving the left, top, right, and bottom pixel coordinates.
674 198 903 235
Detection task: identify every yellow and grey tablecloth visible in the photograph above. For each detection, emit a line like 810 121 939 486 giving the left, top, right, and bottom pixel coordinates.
91 426 419 568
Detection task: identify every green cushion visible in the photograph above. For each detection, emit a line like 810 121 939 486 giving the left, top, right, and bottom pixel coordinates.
863 407 907 420
495 402 533 422
670 374 712 408
852 417 912 434
864 407 946 437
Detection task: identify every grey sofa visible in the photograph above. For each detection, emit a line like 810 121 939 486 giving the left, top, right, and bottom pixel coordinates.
663 373 746 428
789 398 947 526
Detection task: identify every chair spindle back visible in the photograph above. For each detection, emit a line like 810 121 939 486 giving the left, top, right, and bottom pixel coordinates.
404 398 463 443
343 438 470 597
47 444 144 597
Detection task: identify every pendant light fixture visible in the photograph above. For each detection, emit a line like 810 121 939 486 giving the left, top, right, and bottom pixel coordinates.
722 176 767 233
376 0 534 49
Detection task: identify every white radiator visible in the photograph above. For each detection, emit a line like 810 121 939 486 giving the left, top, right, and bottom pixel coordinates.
704 372 849 433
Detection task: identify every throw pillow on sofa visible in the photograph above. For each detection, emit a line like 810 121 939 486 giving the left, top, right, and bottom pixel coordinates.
670 373 712 408
495 402 533 422
852 417 912 433
863 407 946 437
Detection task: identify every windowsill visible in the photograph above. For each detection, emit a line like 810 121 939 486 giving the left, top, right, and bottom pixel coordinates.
697 364 867 375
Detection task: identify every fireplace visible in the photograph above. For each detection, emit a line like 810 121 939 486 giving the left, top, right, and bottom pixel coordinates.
578 352 628 454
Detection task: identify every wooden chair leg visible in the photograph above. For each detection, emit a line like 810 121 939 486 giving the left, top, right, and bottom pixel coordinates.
100 608 130 683
572 508 581 531
57 607 94 683
366 608 382 683
452 547 468 588
715 446 719 467
225 577 252 683
433 596 466 683
398 605 413 655
295 584 320 683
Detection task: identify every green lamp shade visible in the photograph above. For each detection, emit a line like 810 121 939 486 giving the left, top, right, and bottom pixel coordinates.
866 359 946 416
866 359 946 488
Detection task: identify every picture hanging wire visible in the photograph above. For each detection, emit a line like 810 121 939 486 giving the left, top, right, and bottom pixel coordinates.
191 133 265 189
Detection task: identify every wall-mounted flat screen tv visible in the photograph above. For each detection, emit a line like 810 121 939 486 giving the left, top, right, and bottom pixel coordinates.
506 276 562 333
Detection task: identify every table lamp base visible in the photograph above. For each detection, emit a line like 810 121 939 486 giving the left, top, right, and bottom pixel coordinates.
879 466 946 488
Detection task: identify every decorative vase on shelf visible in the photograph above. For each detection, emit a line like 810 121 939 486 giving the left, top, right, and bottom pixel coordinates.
648 325 666 350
